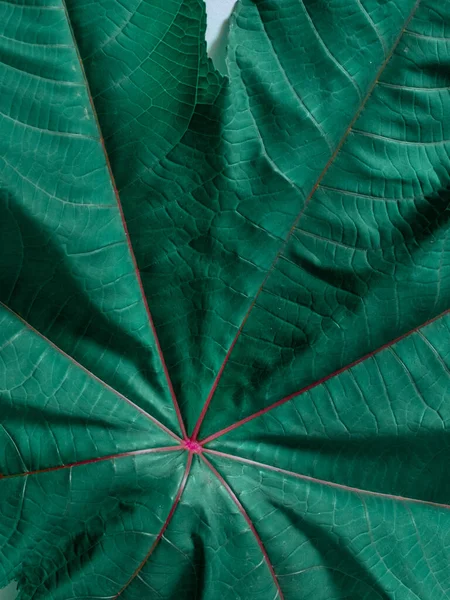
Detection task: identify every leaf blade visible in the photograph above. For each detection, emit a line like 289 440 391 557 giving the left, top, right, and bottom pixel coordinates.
197 0 450 437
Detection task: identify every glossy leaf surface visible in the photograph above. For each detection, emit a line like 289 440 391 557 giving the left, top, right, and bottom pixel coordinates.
1 0 450 598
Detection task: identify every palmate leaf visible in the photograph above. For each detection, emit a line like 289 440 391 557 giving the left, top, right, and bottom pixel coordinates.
0 0 450 597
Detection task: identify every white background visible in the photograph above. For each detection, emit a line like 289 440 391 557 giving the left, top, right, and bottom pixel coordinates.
0 0 236 597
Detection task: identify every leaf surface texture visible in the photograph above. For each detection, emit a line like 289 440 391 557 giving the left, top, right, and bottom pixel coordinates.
1 0 450 598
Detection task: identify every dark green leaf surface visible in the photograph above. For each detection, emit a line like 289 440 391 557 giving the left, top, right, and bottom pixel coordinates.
0 0 449 598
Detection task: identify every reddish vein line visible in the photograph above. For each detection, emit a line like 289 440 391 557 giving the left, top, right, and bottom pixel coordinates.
190 0 422 441
204 449 450 511
113 452 193 599
0 446 182 480
201 454 284 599
0 301 181 443
201 307 450 445
190 335 240 441
59 0 187 440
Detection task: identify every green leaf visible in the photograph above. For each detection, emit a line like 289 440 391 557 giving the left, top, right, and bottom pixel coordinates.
1 0 450 598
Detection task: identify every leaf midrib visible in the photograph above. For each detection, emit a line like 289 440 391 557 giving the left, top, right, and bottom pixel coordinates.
58 0 188 438
204 449 450 511
5 0 424 450
191 0 424 439
0 300 181 443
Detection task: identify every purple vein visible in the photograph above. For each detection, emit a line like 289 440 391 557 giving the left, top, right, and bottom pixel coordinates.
59 0 187 439
190 0 422 440
0 301 181 442
205 449 450 511
200 307 450 445
112 452 192 598
0 446 182 480
201 454 284 599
